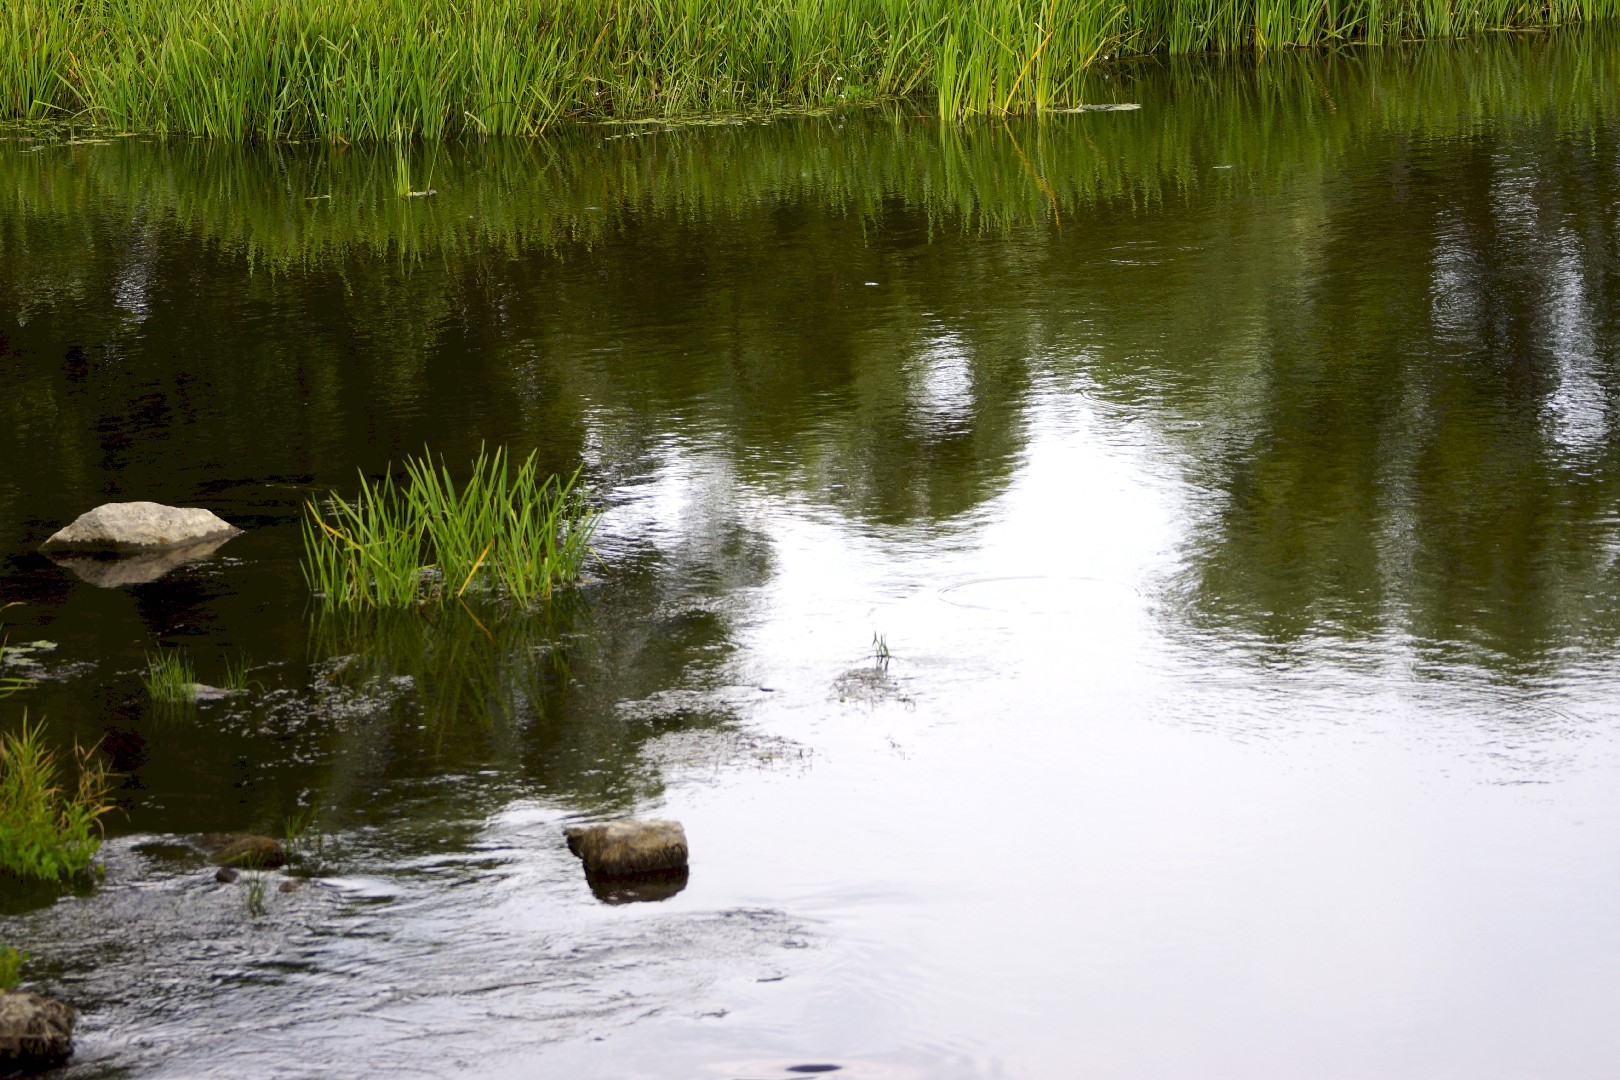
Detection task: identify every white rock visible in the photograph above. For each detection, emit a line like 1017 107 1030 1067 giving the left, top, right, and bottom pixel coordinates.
41 502 241 552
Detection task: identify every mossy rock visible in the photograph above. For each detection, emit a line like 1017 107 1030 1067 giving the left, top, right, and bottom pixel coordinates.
193 834 287 869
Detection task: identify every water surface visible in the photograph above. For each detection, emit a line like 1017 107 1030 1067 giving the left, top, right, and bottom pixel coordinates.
3 32 1620 1078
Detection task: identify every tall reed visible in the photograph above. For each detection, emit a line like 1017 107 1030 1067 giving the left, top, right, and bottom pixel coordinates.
303 447 597 609
0 715 113 882
2 0 1615 138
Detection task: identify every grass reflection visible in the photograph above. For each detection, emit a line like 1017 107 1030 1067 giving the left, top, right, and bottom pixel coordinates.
308 593 585 735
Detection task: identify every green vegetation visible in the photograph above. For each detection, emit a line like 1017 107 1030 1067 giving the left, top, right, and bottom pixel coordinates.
222 653 254 693
3 0 1616 138
0 946 24 990
244 871 268 916
2 35 1608 270
142 650 197 706
282 804 323 864
0 716 113 882
302 447 598 610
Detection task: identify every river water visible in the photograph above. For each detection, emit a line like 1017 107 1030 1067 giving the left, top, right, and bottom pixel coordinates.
3 31 1619 1079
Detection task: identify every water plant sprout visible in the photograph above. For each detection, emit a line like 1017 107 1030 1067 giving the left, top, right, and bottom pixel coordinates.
302 447 598 610
0 715 113 882
244 872 268 917
222 653 254 693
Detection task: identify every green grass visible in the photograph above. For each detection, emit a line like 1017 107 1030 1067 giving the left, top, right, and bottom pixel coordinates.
0 714 113 882
303 446 598 610
3 33 1609 269
2 0 1615 139
282 803 323 864
0 946 24 990
222 652 254 693
244 871 268 916
142 649 197 705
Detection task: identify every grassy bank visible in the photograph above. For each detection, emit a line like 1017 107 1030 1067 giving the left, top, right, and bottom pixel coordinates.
3 35 1609 264
3 0 1615 139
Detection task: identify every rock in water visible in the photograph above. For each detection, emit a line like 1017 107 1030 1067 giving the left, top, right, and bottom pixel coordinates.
0 991 75 1071
193 834 287 869
565 819 688 877
41 502 241 552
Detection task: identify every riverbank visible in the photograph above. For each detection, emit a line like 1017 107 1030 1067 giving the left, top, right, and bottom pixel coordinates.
3 0 1615 140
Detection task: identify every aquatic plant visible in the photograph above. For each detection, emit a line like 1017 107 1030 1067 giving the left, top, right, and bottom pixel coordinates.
0 603 36 699
0 946 24 990
142 650 196 705
302 447 597 610
243 871 268 916
282 804 325 865
0 715 113 882
3 0 1615 138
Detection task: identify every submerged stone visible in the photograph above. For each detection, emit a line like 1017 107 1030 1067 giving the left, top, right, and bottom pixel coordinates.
565 818 688 878
41 502 241 553
194 834 287 869
185 684 244 703
0 991 75 1072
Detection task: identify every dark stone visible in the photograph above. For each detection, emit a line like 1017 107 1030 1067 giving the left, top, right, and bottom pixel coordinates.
214 866 239 884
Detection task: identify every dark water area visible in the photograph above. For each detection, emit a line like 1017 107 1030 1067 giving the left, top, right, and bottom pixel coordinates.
3 31 1620 1078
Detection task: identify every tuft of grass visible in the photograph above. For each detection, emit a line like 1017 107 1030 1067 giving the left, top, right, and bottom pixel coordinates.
0 946 24 990
143 650 196 705
244 871 267 916
0 713 114 883
3 0 1616 138
873 632 891 667
302 447 598 611
222 652 253 693
282 803 323 864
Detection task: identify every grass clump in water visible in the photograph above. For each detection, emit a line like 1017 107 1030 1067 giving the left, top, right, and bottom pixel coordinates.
221 653 253 693
0 715 113 882
302 447 597 610
142 650 196 705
